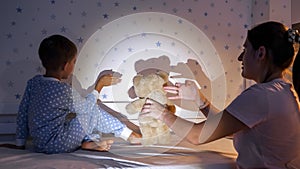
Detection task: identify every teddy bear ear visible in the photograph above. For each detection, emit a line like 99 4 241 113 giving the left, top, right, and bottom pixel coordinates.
133 75 143 85
156 71 169 83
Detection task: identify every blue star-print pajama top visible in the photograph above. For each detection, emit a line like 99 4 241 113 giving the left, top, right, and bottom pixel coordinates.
16 75 131 154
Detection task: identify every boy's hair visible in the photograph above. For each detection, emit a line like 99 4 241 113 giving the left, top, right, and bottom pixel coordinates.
38 34 77 71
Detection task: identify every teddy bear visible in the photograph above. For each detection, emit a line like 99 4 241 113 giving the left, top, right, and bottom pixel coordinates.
125 71 175 145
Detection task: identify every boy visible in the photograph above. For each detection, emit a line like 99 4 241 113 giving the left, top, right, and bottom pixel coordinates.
15 34 140 154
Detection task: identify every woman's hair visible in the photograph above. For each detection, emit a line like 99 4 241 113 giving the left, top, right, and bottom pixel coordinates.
247 21 300 97
38 34 77 71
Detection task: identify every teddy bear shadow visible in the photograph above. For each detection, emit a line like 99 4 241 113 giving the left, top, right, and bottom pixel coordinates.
126 55 212 145
128 55 211 111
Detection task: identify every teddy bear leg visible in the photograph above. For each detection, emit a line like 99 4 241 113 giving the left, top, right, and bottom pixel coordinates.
157 123 171 144
139 123 157 145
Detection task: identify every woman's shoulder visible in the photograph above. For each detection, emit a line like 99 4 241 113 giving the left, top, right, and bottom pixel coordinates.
240 80 279 99
247 78 291 91
241 79 294 102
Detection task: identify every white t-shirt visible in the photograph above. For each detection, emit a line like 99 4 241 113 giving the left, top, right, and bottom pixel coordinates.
226 79 300 169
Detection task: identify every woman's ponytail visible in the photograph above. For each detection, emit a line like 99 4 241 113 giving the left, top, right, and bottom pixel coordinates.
292 50 299 97
287 28 300 97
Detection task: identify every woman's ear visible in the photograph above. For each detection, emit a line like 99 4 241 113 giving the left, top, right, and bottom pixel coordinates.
257 46 267 59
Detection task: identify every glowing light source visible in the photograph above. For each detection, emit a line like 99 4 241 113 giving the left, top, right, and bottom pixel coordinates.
74 12 226 120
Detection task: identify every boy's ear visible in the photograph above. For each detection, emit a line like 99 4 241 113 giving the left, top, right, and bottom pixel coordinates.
62 62 69 71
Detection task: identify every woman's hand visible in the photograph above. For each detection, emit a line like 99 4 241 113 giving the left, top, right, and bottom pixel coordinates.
164 80 200 102
140 98 167 121
95 70 122 92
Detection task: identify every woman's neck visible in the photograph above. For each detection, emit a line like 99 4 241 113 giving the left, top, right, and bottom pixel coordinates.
259 70 282 83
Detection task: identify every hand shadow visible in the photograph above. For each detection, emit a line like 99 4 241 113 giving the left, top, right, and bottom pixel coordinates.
130 56 211 111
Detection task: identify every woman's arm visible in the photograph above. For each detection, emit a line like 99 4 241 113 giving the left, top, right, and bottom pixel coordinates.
141 98 247 145
196 109 247 144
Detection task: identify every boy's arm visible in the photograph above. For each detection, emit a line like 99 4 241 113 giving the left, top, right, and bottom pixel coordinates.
15 81 31 148
95 104 141 142
97 101 141 134
72 71 123 115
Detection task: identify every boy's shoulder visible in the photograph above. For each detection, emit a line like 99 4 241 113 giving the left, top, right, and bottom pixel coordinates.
27 75 72 93
27 75 67 87
27 75 43 83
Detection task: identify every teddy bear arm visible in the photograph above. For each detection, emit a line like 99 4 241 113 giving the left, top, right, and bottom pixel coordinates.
125 99 146 114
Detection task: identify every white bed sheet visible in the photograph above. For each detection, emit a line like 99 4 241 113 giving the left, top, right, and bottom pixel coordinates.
0 136 237 169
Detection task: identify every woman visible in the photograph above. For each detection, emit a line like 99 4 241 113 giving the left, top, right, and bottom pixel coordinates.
141 21 300 168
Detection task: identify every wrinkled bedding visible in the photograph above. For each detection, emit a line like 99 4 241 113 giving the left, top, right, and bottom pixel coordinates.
0 136 237 169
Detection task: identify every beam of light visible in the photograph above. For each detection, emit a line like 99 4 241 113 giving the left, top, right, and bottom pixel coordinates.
73 12 227 155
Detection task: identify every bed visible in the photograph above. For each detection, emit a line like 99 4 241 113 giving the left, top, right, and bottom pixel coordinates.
0 134 238 169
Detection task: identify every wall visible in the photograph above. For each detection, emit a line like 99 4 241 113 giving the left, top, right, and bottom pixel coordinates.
0 0 291 141
292 0 300 23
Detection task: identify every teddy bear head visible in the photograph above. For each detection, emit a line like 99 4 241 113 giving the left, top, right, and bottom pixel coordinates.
132 71 168 98
125 71 173 115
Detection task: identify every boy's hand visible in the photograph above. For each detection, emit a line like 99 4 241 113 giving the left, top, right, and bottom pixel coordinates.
95 70 122 92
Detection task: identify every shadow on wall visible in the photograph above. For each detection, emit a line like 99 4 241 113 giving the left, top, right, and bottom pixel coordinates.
128 55 212 111
71 55 212 108
70 55 212 115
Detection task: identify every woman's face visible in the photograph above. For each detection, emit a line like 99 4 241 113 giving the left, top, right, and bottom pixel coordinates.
238 39 259 81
